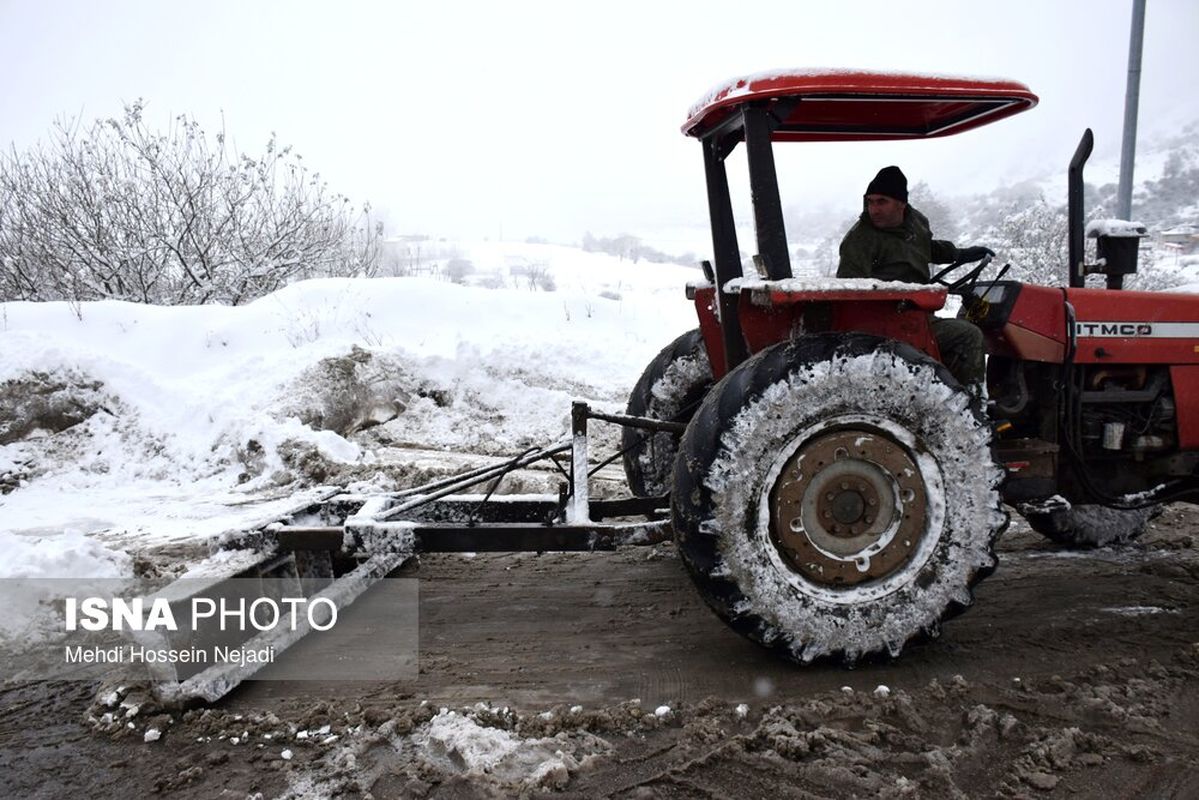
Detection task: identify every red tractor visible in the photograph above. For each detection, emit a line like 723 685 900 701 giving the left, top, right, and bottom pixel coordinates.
623 69 1199 664
125 71 1199 706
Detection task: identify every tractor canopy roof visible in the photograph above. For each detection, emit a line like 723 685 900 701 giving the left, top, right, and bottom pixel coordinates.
683 68 1037 142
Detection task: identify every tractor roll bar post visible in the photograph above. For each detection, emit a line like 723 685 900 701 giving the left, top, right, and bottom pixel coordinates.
700 102 793 374
743 102 792 282
702 136 749 373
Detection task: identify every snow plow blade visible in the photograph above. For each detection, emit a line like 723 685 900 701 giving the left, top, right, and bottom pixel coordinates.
125 404 671 706
132 497 417 705
139 546 412 705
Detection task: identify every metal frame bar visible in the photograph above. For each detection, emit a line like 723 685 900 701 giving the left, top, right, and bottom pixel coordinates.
586 409 686 434
379 442 571 521
568 402 591 523
773 95 1021 138
276 517 673 553
702 133 749 373
413 520 671 553
698 101 794 372
388 446 562 500
277 403 675 553
743 103 792 281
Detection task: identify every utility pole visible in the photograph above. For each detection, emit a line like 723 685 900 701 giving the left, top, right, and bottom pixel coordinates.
1117 0 1147 220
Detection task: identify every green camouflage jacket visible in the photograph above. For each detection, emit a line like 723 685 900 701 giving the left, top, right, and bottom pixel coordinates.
836 205 958 284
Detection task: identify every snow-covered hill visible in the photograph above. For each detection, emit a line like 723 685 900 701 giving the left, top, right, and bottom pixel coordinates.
0 242 700 577
956 124 1199 234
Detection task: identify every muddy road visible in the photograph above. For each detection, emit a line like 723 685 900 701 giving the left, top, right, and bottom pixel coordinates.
3 508 1199 798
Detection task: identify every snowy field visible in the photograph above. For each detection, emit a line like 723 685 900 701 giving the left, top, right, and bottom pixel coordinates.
4 238 1197 582
0 241 700 578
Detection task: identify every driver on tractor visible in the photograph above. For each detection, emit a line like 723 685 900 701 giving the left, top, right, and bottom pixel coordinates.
837 165 992 398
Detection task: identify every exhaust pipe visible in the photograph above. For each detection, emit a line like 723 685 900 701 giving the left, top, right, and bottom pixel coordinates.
1067 129 1093 289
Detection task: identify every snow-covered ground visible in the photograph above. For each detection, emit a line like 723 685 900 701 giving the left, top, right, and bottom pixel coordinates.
0 241 699 578
4 236 1197 582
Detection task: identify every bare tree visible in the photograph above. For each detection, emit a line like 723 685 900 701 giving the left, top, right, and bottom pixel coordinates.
812 214 861 276
909 181 960 242
336 203 385 280
0 101 381 305
523 263 556 291
978 196 1070 286
444 258 475 284
977 195 1181 290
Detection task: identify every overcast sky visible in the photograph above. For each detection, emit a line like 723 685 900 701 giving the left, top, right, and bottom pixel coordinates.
2 0 1196 249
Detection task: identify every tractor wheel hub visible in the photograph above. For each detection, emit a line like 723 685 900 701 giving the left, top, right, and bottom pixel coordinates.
769 428 927 586
829 490 865 526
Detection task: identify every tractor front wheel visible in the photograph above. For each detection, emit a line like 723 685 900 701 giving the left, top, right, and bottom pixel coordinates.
671 333 1007 663
622 328 713 497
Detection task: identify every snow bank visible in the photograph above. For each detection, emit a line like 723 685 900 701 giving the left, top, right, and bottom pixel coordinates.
0 528 133 643
0 241 698 563
0 528 130 580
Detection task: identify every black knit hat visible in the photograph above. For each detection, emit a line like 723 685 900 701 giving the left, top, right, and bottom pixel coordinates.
865 166 908 202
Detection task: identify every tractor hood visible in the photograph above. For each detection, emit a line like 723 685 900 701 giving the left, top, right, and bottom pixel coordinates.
683 68 1037 142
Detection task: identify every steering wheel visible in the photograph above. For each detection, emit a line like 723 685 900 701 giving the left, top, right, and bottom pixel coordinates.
930 254 997 295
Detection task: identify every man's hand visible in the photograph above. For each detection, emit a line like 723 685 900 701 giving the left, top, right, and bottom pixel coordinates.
956 246 995 263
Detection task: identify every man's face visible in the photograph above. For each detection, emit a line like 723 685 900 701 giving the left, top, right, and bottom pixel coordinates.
865 194 906 229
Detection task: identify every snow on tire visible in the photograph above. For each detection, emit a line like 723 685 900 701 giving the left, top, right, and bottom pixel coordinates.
1022 503 1158 548
671 333 1007 664
622 329 713 497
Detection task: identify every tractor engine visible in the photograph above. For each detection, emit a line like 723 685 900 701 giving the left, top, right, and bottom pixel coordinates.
989 356 1182 500
1074 365 1176 458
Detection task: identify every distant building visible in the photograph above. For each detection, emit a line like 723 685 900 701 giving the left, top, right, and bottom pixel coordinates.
1159 225 1199 255
379 236 442 277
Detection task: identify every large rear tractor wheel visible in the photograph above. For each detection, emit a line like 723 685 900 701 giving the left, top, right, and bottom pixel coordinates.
622 329 714 497
1021 502 1158 548
671 333 1007 663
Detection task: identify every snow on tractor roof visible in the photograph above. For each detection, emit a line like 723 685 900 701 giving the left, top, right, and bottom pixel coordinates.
683 68 1037 142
